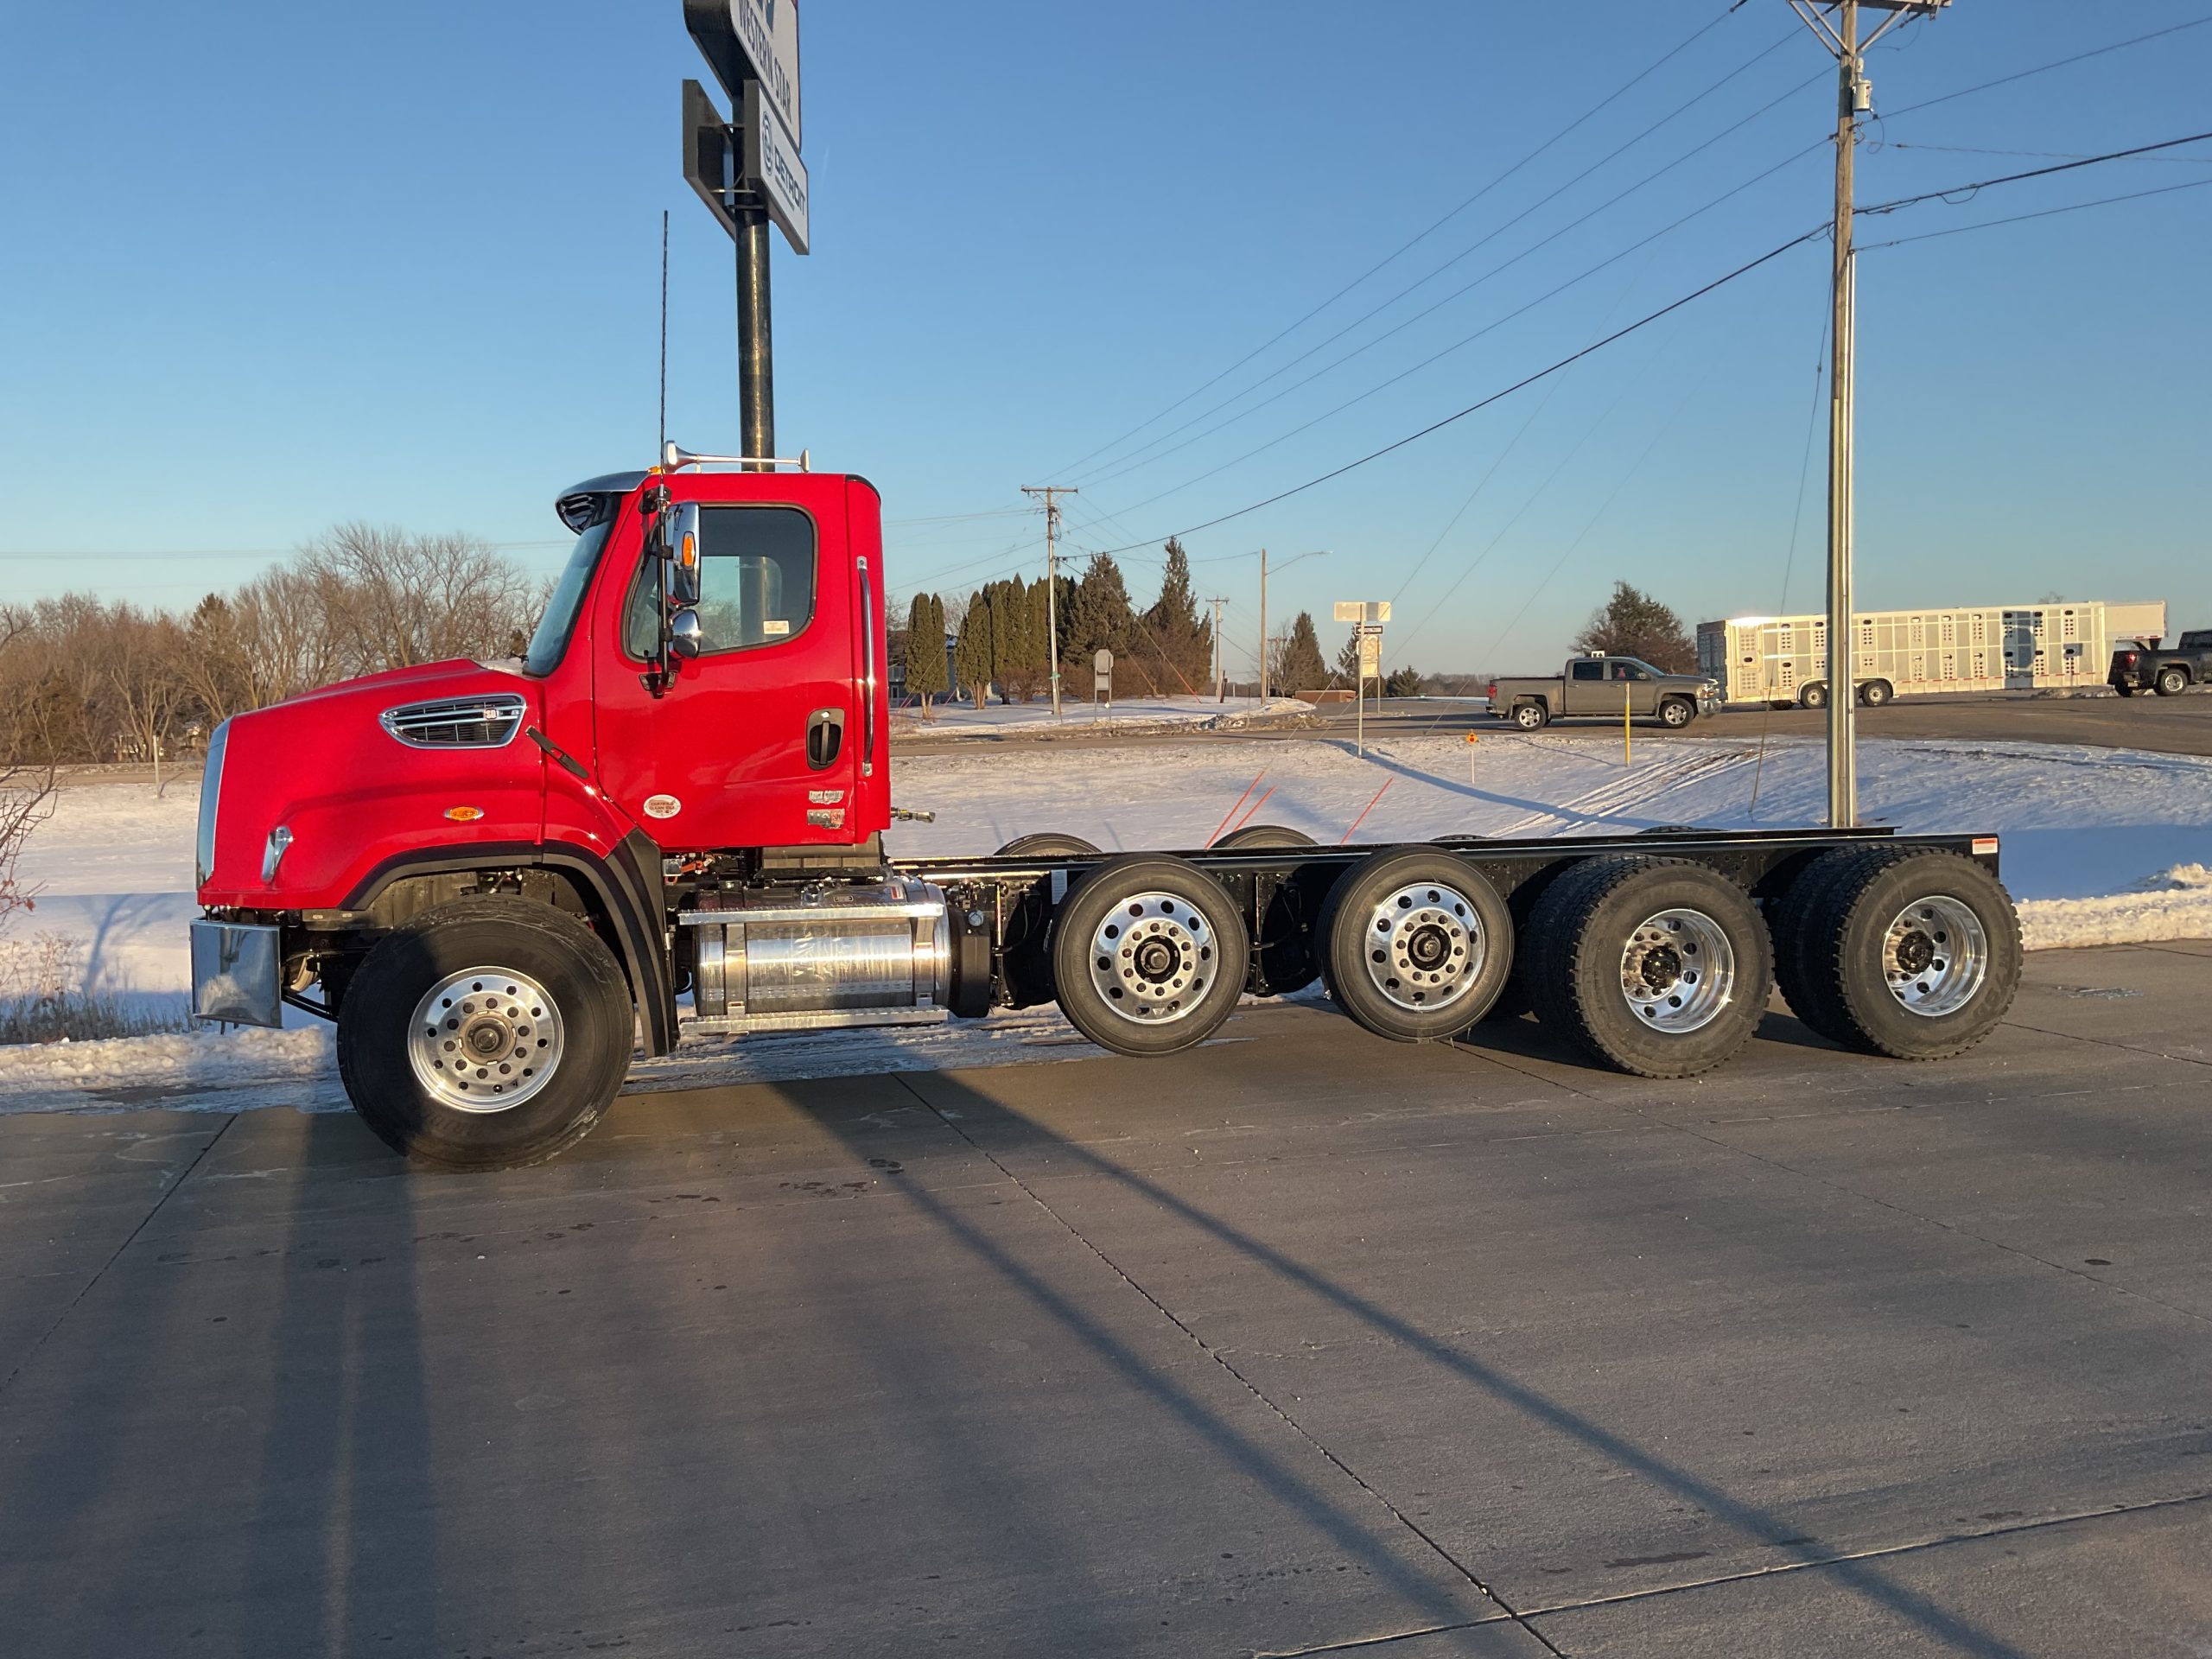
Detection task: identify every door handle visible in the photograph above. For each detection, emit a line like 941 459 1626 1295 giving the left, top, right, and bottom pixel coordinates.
806 709 846 771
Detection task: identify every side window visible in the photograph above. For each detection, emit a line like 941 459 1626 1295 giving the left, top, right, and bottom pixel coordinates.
623 505 817 660
1620 663 1651 683
1570 660 1604 683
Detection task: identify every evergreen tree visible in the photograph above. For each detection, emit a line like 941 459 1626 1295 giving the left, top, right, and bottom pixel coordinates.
1064 554 1136 700
1142 539 1212 696
904 593 947 709
1573 581 1696 672
1335 628 1363 688
990 575 1037 702
928 593 947 695
1383 664 1427 697
953 588 994 706
1272 611 1328 697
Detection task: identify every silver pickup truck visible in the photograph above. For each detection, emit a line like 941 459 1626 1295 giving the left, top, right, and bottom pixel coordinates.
1488 655 1723 731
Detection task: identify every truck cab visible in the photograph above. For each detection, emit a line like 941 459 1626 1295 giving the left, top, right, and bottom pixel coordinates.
2111 630 2212 697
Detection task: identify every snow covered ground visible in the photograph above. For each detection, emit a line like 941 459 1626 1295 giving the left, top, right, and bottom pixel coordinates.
3 729 2208 1116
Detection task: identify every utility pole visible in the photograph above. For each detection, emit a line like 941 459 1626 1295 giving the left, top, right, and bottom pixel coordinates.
1022 485 1077 718
1788 0 1948 827
1207 596 1229 700
1258 548 1269 702
736 202 773 464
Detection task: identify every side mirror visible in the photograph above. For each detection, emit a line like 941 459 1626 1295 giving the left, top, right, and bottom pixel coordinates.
668 503 702 606
668 607 703 659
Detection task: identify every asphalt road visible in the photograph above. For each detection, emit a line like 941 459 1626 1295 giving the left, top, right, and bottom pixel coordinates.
5 943 2211 1656
896 689 2212 759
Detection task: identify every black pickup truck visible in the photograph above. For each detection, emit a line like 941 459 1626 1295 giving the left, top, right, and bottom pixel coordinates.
2110 630 2212 697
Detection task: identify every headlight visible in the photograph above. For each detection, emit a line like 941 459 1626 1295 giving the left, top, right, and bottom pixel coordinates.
196 720 230 890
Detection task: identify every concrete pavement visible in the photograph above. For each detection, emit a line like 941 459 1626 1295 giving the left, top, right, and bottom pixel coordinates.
3 944 2210 1656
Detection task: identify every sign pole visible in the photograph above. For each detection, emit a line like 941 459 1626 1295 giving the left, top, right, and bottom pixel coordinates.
736 205 773 464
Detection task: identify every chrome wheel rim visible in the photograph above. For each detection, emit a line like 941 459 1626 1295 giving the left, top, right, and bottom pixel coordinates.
407 967 564 1112
1619 908 1735 1033
1363 880 1484 1013
1883 896 1988 1018
1086 893 1217 1025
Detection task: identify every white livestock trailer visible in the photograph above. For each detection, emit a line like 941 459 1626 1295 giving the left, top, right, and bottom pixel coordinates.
1697 600 2168 709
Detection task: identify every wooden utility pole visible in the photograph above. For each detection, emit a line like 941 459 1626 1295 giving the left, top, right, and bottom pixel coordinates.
1788 0 1949 827
1207 596 1229 700
1021 486 1077 718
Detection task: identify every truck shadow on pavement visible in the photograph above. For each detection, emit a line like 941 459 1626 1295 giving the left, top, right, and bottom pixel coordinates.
786 1033 2037 1659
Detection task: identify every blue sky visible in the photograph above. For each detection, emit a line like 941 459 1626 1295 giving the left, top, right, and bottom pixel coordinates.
1 1 2205 673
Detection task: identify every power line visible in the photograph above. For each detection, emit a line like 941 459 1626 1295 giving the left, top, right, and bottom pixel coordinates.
1042 5 1750 480
1071 29 1814 488
1857 130 2212 218
1090 224 1830 556
1091 137 1825 522
1884 14 2212 120
1090 125 2212 558
1859 175 2212 251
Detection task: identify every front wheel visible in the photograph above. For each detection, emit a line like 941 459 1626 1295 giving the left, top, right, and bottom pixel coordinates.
2155 667 2189 697
1658 697 1694 728
335 898 635 1168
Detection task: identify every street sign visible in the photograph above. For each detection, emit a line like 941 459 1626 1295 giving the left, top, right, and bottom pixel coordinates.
743 82 809 254
1333 601 1392 624
682 0 802 147
1357 633 1382 677
681 79 738 239
1093 648 1114 703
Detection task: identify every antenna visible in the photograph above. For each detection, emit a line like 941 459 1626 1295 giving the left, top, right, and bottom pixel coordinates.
658 209 670 457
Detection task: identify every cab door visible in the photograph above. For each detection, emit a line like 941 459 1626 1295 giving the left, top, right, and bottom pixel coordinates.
1565 658 1606 715
591 479 861 849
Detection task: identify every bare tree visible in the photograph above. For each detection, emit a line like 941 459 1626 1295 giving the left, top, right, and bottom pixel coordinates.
302 523 538 674
0 611 56 925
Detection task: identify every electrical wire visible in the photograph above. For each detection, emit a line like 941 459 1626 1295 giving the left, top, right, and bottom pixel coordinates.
1884 15 2212 120
1071 29 1813 488
1043 5 1751 479
1859 175 2212 252
1090 126 2212 558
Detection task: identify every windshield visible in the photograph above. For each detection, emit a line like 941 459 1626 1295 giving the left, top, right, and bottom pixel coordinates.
524 520 614 677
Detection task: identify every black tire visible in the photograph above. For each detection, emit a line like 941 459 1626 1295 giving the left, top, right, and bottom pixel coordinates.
335 898 634 1168
1789 850 2021 1059
1512 701 1548 731
1214 823 1316 850
1523 856 1772 1078
995 832 1101 858
1771 844 1918 1040
2155 667 2189 697
1048 855 1249 1057
1859 680 1894 708
2114 684 2136 698
1315 847 1514 1042
1800 682 1829 710
1638 824 1704 838
1658 697 1694 728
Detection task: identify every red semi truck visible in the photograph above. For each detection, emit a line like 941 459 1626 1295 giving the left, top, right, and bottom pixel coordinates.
191 451 2024 1167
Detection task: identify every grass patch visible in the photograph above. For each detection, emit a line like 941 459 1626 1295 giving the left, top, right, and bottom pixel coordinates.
0 931 192 1045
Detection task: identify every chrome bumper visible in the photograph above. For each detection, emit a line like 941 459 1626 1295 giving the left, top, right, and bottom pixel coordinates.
191 919 283 1028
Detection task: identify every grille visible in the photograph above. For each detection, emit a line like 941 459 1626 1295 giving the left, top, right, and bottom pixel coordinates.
379 694 526 749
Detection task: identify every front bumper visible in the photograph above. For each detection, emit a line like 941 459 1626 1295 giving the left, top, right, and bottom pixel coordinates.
191 919 283 1028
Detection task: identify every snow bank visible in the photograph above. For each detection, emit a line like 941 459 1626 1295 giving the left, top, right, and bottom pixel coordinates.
2019 863 2212 950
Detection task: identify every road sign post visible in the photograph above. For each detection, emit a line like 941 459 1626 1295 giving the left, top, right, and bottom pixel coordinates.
1337 602 1389 756
1094 648 1114 711
680 2 805 461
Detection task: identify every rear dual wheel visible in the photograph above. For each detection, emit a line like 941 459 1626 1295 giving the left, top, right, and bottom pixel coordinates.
1523 857 1771 1078
1773 847 2020 1058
